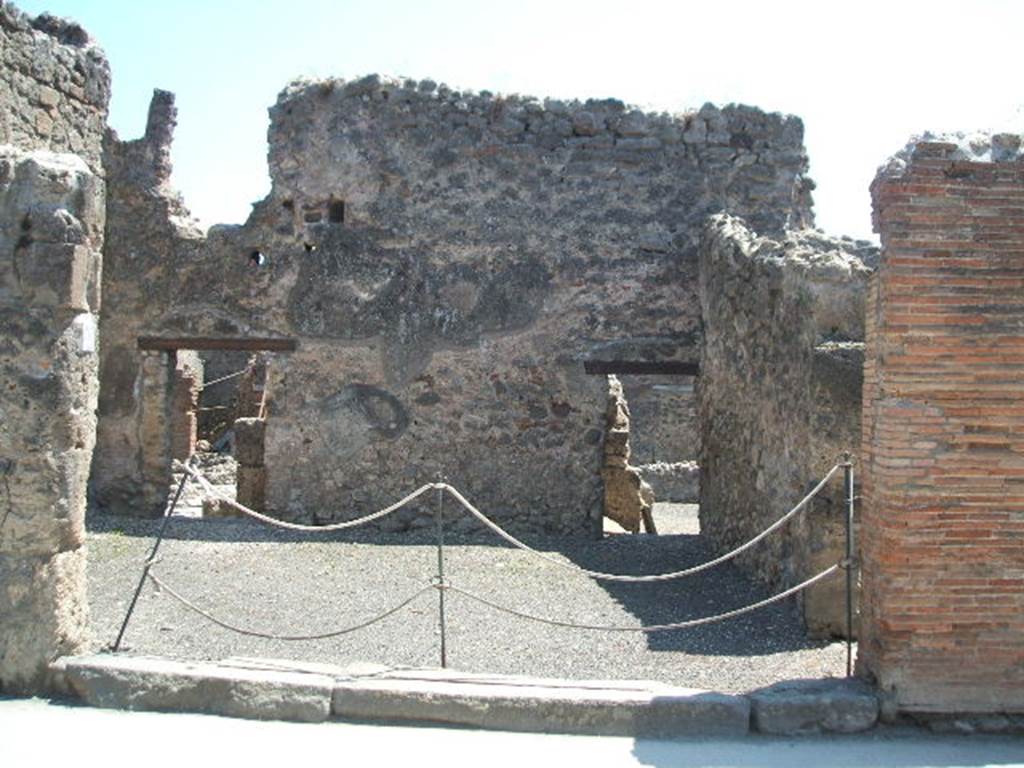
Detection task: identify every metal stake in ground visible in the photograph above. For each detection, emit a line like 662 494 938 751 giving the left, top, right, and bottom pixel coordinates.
112 465 191 651
435 475 448 669
843 452 856 677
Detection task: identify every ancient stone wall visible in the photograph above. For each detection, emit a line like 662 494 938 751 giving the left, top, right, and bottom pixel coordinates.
95 76 814 534
0 3 108 693
620 374 699 464
0 3 109 173
90 91 205 514
0 146 105 691
861 136 1024 713
697 214 874 636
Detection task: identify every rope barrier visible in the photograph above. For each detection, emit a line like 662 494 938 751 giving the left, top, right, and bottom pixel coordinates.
118 458 853 679
184 461 840 583
437 463 842 582
199 368 249 391
441 563 840 633
146 570 434 640
185 465 436 532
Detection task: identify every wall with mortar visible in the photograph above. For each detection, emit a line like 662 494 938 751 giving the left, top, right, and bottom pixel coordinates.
0 3 109 174
861 136 1024 714
620 374 699 464
95 75 814 534
90 90 205 515
0 1 109 692
697 214 874 636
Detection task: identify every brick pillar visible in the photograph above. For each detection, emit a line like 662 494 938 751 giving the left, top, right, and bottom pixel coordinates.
861 140 1024 714
170 351 201 461
139 351 173 515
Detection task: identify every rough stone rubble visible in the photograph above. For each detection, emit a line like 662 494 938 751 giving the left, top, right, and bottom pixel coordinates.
697 214 876 637
92 72 818 536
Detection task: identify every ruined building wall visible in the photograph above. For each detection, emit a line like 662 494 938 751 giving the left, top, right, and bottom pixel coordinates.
698 214 874 636
91 90 205 515
622 373 700 503
0 3 109 173
621 375 699 465
0 2 108 691
861 137 1024 714
95 76 814 534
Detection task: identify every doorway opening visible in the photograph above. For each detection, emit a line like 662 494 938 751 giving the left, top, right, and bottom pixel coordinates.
136 336 295 518
584 360 700 536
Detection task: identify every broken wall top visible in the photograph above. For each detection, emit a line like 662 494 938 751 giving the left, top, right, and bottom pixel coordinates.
872 131 1024 241
873 131 1024 189
0 2 110 173
266 74 815 240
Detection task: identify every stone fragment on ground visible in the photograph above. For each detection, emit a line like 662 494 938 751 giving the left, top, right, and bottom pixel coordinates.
748 677 879 735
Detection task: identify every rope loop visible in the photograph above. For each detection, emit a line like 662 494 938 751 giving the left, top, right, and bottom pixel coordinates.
185 464 434 533
436 463 843 583
445 563 841 633
146 570 434 641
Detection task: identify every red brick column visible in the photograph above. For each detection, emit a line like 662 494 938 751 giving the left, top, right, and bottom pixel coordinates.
861 141 1024 713
170 359 200 461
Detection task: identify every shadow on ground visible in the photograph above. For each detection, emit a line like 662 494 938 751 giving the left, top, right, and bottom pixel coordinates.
558 528 830 656
88 500 832 659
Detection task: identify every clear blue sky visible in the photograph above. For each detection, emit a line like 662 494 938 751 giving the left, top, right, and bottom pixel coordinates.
16 0 1024 240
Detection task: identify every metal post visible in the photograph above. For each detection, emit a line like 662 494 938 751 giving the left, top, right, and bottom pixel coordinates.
843 453 855 678
435 475 448 669
112 465 190 651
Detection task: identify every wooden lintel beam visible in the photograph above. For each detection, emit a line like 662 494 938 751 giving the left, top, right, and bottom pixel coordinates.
137 336 298 352
583 360 700 376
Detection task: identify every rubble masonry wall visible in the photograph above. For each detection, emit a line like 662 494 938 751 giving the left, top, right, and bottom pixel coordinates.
95 76 814 534
0 3 109 173
697 214 874 636
0 1 109 692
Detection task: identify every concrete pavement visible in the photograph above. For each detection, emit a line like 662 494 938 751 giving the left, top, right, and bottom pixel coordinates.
2 697 1022 768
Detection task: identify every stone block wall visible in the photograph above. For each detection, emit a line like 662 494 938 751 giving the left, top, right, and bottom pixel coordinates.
697 214 874 636
0 146 104 691
861 137 1024 713
94 76 815 534
0 3 108 694
0 3 109 173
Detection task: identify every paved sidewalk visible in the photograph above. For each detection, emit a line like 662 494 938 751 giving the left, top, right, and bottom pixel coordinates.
3 697 1022 768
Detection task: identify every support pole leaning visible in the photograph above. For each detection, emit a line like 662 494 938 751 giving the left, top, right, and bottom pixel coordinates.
435 474 448 669
843 452 855 678
112 464 191 651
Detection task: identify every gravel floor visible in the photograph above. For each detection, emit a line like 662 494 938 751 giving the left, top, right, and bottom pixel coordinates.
86 504 849 693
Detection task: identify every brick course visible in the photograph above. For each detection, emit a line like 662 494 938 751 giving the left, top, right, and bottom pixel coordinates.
860 141 1024 713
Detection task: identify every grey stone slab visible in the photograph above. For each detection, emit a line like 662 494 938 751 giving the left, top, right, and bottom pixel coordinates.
749 677 879 735
332 672 749 737
62 654 333 722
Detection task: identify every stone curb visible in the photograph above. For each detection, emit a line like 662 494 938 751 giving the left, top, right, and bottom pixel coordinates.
56 655 880 737
332 671 749 737
61 654 333 722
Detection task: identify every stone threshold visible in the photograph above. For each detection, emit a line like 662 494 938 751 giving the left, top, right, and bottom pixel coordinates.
55 654 879 737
